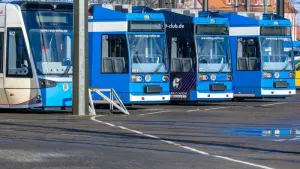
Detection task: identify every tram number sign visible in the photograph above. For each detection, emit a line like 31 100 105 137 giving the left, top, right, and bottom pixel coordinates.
9 31 15 36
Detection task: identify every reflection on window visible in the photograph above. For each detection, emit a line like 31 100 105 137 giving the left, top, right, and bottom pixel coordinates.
7 28 32 78
0 32 3 73
261 37 293 71
237 38 261 71
196 37 231 73
29 29 73 75
170 37 195 73
129 34 168 73
101 34 128 73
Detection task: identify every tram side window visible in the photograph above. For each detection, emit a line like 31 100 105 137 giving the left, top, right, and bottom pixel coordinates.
101 34 128 73
237 38 261 71
171 37 195 72
6 28 32 78
0 32 3 73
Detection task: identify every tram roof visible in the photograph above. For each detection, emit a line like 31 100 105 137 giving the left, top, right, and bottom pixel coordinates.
89 5 164 21
220 12 259 27
8 1 72 11
194 11 228 25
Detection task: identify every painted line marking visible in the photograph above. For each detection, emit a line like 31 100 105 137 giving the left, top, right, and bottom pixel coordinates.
138 110 169 116
213 155 274 169
290 138 300 141
204 107 228 111
260 102 286 107
91 116 275 169
187 109 200 112
272 139 286 142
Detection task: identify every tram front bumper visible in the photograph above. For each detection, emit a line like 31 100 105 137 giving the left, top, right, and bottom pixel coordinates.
129 94 170 102
261 88 296 96
197 92 234 99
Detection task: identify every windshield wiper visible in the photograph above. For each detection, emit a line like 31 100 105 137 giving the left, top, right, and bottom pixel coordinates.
281 61 291 71
153 63 164 74
62 60 72 77
218 63 226 73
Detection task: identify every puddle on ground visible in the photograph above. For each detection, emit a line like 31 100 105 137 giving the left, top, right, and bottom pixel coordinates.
224 128 300 138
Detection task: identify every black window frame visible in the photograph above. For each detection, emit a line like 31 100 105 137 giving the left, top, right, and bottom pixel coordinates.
101 34 129 74
236 37 261 71
195 24 229 35
6 27 33 78
170 36 196 73
260 26 291 36
0 32 4 74
128 21 164 32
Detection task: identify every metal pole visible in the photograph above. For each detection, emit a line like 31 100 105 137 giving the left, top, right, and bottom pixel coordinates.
203 0 208 11
246 0 250 11
276 0 284 17
159 0 165 8
263 0 267 13
73 0 89 115
234 0 238 12
172 0 176 8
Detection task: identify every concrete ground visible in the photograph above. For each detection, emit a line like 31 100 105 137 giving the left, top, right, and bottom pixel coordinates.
0 93 299 169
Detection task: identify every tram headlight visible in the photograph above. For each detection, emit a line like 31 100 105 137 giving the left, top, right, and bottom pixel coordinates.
227 74 232 81
162 75 169 82
131 75 142 82
290 72 295 78
39 79 57 88
263 72 272 78
199 74 209 81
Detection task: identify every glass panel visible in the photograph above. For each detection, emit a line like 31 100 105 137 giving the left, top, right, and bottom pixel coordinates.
6 28 32 77
0 32 3 73
236 37 261 71
261 37 293 71
129 34 168 73
196 36 231 73
101 34 128 73
28 29 73 75
22 11 73 76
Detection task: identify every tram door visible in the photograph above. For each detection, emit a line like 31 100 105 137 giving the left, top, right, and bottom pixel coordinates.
4 28 38 107
0 30 8 106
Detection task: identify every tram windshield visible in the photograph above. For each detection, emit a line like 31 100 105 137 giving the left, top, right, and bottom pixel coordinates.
22 11 73 76
261 37 293 71
129 34 168 73
196 36 231 73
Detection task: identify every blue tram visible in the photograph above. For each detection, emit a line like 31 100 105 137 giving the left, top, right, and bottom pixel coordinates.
88 5 170 105
222 13 295 100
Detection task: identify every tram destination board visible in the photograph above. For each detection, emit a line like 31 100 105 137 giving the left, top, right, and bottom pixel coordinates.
260 26 291 36
128 21 164 32
195 24 228 35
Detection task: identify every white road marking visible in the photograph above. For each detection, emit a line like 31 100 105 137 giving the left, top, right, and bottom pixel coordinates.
289 137 300 141
260 102 286 107
180 146 209 155
213 155 274 169
204 107 228 111
186 109 200 112
91 116 275 169
138 110 169 116
272 139 286 142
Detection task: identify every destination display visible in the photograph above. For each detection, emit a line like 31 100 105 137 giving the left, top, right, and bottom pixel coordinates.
195 24 228 35
128 21 164 32
37 15 69 23
260 26 291 36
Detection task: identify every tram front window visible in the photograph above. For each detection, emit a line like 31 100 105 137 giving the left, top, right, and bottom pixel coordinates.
23 11 73 76
129 34 168 73
28 29 73 75
196 36 231 73
261 37 293 71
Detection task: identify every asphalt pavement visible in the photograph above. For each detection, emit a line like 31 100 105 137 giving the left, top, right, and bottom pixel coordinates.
0 93 300 169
